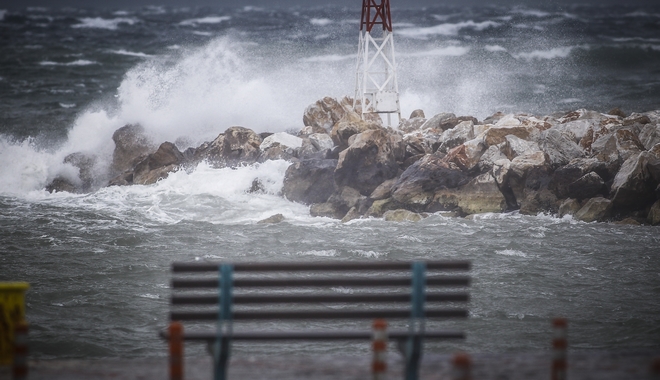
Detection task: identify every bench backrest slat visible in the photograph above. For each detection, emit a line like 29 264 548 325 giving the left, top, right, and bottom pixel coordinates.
171 308 469 321
172 276 470 288
172 292 469 305
172 260 470 272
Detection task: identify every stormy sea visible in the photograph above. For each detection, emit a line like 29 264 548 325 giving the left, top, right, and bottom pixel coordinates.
1 4 659 359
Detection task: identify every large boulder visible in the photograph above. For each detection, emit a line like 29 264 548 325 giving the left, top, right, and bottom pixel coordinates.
610 151 660 212
47 152 99 193
574 197 612 223
283 159 338 205
427 173 507 215
540 129 584 168
549 158 610 199
258 132 303 162
519 189 559 215
648 200 660 225
303 97 347 132
331 111 377 150
437 120 475 153
566 172 606 200
111 124 156 175
391 152 469 210
399 117 427 134
419 113 458 132
308 133 335 152
133 142 185 185
365 197 402 218
637 123 660 151
558 198 582 217
383 209 425 222
334 128 405 196
222 127 262 167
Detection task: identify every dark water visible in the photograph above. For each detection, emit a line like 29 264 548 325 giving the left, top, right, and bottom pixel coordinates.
0 4 660 359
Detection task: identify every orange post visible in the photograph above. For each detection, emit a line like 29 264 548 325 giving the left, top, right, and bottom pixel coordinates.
12 320 28 380
552 318 567 380
169 322 184 380
372 319 387 380
452 352 471 380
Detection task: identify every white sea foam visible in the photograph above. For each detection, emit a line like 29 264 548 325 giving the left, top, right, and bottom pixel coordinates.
351 250 386 258
72 17 139 30
398 20 500 39
0 10 7 21
495 249 527 257
59 103 76 108
39 60 98 66
302 54 356 62
109 49 153 58
310 18 333 26
514 46 574 61
192 31 213 37
296 250 338 257
403 46 470 57
179 16 230 26
511 9 550 17
558 98 582 104
485 45 507 52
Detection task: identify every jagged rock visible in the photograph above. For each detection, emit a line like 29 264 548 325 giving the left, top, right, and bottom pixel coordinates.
420 113 458 132
108 172 133 187
483 111 505 125
258 133 302 162
403 134 431 156
410 109 425 119
550 158 610 199
222 127 262 167
554 120 597 143
557 109 606 124
111 124 156 175
566 172 605 200
383 209 424 222
133 142 184 185
540 129 584 168
608 108 627 118
365 197 402 218
427 173 506 214
310 202 346 219
248 178 266 193
610 152 660 212
335 128 405 196
574 197 612 222
483 122 532 147
326 186 366 214
623 113 652 126
283 159 338 205
341 207 362 223
509 151 546 179
45 177 78 193
331 111 377 150
370 178 397 200
438 121 475 153
299 125 328 137
308 133 334 151
519 189 558 215
558 198 582 217
648 200 660 225
399 117 427 133
391 152 469 210
258 214 285 224
638 123 660 150
303 97 347 132
591 128 645 177
478 144 507 172
502 135 540 160
613 218 642 225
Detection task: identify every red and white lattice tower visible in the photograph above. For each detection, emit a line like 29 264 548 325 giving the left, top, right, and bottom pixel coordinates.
354 0 401 126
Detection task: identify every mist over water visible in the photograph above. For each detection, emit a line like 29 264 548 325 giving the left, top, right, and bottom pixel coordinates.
1 4 659 359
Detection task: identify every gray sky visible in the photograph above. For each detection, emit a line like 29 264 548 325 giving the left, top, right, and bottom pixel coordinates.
0 0 657 10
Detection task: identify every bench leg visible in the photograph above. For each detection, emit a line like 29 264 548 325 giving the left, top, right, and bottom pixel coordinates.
212 337 231 380
404 335 422 380
169 322 183 380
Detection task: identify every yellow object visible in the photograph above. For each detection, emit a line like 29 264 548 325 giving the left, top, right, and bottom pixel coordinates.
0 282 29 366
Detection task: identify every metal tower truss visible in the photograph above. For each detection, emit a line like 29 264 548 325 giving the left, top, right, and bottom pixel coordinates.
354 0 401 126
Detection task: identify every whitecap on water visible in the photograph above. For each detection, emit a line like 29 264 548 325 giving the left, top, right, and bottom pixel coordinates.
293 250 338 257
72 17 139 30
495 249 527 257
398 20 501 39
350 250 386 258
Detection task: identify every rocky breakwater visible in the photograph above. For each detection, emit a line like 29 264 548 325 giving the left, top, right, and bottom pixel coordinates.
45 96 660 225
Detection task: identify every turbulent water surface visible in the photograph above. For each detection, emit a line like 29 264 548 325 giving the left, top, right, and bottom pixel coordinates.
1 4 660 359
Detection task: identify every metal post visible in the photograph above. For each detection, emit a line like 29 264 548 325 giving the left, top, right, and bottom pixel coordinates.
214 264 233 380
12 320 28 380
552 318 567 380
372 319 388 380
452 352 471 380
169 322 183 380
405 261 426 380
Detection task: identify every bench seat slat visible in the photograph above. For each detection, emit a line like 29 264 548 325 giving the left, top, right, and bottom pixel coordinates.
172 292 469 305
171 308 468 321
173 261 470 273
160 330 465 341
172 276 470 288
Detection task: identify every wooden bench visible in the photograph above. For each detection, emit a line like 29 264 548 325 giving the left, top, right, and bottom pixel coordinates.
162 260 470 380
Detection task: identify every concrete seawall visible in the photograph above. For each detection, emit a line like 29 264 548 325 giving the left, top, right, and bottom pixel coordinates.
5 350 658 380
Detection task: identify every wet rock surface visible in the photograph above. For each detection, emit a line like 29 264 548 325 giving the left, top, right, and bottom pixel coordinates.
44 97 660 223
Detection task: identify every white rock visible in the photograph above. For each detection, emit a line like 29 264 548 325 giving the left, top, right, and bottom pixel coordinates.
308 133 334 151
260 132 303 150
